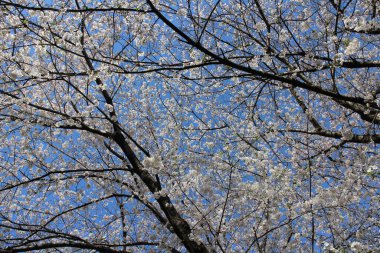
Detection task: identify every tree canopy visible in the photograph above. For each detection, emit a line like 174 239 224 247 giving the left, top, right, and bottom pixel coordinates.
0 0 379 252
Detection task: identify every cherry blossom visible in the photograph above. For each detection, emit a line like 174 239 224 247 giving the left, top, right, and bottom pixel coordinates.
0 0 379 252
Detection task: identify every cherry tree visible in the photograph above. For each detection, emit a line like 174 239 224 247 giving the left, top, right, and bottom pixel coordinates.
0 0 379 252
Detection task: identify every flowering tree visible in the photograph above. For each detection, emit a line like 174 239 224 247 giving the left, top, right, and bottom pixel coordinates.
0 0 379 252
